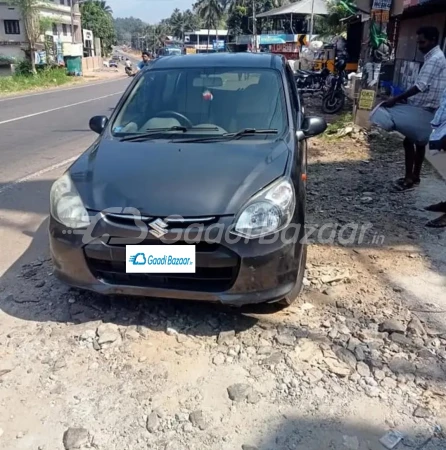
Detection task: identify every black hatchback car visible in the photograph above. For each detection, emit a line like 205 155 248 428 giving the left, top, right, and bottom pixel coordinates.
49 53 326 307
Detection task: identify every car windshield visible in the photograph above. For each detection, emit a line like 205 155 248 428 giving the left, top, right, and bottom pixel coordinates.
111 66 288 139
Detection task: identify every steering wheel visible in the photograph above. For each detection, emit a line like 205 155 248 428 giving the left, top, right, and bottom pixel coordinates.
154 111 194 128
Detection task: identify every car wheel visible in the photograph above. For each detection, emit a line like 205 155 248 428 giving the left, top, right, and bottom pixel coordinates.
277 244 307 307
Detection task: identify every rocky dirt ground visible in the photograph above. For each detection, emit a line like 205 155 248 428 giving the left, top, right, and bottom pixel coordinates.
1 102 446 450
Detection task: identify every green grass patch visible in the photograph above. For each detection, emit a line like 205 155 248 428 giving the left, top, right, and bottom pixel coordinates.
323 112 354 139
0 68 75 94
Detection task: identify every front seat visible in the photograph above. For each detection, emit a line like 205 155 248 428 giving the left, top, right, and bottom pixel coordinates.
231 74 284 132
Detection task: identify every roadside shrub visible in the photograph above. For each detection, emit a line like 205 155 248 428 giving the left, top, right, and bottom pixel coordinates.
0 66 74 94
14 59 33 76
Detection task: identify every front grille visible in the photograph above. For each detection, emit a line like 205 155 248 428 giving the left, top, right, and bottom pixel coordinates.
104 213 218 230
85 246 240 292
107 238 219 253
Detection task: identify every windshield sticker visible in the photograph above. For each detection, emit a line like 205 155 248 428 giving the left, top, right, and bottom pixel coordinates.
202 90 213 101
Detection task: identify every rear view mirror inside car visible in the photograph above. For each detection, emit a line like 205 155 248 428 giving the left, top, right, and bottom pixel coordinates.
193 76 223 88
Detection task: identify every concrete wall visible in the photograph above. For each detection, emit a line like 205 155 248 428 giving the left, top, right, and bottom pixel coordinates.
393 11 446 88
81 56 103 72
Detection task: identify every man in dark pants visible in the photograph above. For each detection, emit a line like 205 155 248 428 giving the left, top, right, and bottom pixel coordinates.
425 108 446 227
373 27 446 191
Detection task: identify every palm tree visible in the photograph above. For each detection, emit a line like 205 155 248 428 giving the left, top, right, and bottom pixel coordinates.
168 8 199 41
194 0 223 51
93 0 113 15
145 24 170 52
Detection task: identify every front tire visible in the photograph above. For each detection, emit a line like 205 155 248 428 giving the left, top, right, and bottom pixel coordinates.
322 89 345 114
277 244 307 307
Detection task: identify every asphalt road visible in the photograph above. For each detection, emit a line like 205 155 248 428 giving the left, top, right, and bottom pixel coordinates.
0 77 131 276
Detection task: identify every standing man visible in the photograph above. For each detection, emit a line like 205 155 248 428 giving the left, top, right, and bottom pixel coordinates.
370 26 446 191
424 88 446 228
137 51 151 71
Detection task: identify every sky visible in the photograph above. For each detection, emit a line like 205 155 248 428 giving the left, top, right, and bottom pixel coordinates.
108 0 193 23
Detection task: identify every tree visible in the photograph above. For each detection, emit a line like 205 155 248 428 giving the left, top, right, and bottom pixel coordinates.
226 0 283 37
194 0 223 50
80 0 116 56
8 0 48 73
95 0 113 15
114 17 146 45
313 0 351 38
168 8 200 40
144 24 170 52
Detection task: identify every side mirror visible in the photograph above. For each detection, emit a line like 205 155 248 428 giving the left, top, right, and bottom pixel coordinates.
301 116 327 138
89 115 108 134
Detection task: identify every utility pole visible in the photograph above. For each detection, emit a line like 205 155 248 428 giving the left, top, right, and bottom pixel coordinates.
309 0 315 42
252 0 257 52
71 0 76 44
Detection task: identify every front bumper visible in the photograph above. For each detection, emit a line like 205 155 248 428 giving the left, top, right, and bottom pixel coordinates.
49 214 304 306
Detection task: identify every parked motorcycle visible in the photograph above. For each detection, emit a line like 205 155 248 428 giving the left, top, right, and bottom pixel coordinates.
294 67 331 96
321 59 348 114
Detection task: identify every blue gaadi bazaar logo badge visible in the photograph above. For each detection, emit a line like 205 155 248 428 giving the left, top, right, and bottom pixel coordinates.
129 252 146 265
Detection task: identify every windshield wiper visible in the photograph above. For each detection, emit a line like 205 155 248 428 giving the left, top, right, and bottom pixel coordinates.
119 126 188 142
172 128 279 143
119 126 220 142
223 128 278 139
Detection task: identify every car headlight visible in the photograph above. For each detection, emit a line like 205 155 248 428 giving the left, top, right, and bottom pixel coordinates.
232 178 295 239
50 173 90 229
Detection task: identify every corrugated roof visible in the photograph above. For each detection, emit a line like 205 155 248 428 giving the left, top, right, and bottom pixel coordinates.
257 0 328 18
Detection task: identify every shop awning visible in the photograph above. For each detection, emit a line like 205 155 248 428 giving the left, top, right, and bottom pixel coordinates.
257 0 329 18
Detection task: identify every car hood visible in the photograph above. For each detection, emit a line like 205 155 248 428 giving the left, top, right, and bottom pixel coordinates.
69 138 289 217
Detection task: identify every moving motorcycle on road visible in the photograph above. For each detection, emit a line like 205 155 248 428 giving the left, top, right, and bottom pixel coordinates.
125 66 135 77
124 59 136 77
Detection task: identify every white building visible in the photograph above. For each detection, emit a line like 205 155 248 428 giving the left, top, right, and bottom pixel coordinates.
184 29 230 53
0 0 82 63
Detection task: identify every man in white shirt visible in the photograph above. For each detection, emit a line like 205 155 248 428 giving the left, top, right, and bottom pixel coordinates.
371 26 446 191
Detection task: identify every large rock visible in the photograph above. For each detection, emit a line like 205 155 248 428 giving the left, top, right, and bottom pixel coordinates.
62 428 90 450
356 361 370 377
227 383 252 402
146 412 160 433
217 330 236 345
407 317 426 336
325 357 351 377
336 348 357 369
189 410 207 430
96 323 120 347
380 319 406 334
388 357 416 374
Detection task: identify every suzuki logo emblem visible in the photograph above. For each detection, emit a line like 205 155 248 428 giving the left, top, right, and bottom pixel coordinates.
149 218 168 238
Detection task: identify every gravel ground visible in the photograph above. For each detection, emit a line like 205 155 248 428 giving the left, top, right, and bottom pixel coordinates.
1 105 446 450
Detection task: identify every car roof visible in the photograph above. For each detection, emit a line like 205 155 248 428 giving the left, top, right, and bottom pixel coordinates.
146 52 287 71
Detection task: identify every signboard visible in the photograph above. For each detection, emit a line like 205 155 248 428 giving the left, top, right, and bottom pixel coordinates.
212 40 225 50
371 10 390 21
271 43 299 54
185 47 196 54
358 89 376 110
372 0 392 9
403 0 418 7
83 29 93 42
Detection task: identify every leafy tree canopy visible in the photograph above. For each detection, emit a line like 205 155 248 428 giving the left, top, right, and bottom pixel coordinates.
80 0 116 55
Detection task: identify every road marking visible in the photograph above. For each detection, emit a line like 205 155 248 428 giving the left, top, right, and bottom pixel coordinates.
0 92 123 126
0 156 79 195
0 78 127 102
